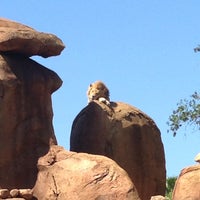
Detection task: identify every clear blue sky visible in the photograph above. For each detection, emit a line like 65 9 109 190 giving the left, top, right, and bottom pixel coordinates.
1 1 200 177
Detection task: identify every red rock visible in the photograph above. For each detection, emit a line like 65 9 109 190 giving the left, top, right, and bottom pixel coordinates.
0 18 65 57
0 54 62 189
0 189 10 198
19 189 33 200
172 165 200 200
10 189 19 197
70 101 166 200
33 145 141 200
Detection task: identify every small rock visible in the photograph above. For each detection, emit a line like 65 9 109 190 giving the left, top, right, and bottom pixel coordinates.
150 195 166 200
10 189 19 197
0 188 10 198
19 189 33 200
4 198 25 200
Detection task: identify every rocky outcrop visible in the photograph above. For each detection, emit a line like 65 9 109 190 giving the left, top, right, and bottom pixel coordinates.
0 18 63 189
33 145 141 200
0 18 65 57
0 17 165 200
172 165 200 200
70 101 166 200
0 54 62 189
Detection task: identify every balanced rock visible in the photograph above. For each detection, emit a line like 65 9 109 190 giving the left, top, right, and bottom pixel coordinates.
0 18 65 57
33 145 141 200
0 54 62 189
172 165 200 200
70 101 166 200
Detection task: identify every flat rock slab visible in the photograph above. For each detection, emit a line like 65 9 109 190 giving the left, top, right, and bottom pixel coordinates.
0 18 65 58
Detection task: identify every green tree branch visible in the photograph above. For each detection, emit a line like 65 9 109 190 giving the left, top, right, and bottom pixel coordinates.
167 92 200 136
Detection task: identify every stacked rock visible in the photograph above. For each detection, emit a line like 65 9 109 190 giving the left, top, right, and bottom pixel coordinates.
0 18 64 190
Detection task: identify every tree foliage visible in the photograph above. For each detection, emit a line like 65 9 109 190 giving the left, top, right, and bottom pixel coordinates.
167 92 200 136
165 176 177 200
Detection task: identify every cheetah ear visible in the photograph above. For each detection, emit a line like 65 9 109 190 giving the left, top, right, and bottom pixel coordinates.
90 84 92 87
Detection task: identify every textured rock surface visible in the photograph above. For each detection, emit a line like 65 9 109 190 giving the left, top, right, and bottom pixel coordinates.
70 101 166 200
0 18 65 57
172 165 200 200
33 145 141 200
0 54 62 189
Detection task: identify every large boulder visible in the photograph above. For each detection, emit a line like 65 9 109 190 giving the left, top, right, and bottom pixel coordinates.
33 145 141 200
0 18 65 57
0 54 62 189
172 165 200 200
70 101 166 200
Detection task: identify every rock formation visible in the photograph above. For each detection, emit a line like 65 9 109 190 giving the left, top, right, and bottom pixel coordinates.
70 100 166 200
0 18 65 57
172 165 200 200
0 18 63 189
0 54 62 189
33 145 141 200
0 17 165 200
